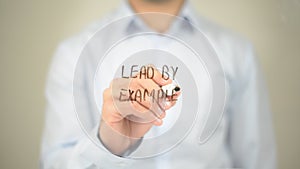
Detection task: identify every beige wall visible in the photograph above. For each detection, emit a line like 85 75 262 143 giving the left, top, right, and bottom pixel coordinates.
0 0 299 168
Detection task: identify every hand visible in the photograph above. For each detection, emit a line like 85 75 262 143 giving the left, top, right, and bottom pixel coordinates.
99 66 180 155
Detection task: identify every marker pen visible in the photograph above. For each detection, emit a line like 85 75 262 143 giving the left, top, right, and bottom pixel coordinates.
161 83 180 96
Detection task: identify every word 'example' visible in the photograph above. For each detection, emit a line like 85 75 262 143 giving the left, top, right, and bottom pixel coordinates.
119 88 179 103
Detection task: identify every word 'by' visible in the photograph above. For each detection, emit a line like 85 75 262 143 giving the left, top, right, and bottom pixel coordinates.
121 65 178 80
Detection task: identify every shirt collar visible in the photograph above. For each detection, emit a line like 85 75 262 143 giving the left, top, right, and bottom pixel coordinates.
115 0 199 34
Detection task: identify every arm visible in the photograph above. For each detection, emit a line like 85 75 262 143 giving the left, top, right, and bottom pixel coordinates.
40 40 177 168
40 41 133 169
228 43 277 169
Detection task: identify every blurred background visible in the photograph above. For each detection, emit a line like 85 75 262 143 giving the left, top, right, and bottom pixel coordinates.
0 0 299 168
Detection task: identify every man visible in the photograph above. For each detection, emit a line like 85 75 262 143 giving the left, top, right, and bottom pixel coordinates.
41 0 276 168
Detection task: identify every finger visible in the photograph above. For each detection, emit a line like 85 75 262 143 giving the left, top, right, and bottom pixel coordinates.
135 79 167 112
131 99 152 115
152 118 163 126
164 101 177 110
165 91 181 110
127 65 171 86
135 77 173 109
102 100 123 124
166 91 181 101
159 111 166 119
130 99 165 121
148 65 172 86
135 78 160 91
110 78 131 99
112 86 163 123
124 77 166 114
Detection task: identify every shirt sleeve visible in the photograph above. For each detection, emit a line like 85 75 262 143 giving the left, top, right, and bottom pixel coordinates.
40 41 134 169
227 43 277 169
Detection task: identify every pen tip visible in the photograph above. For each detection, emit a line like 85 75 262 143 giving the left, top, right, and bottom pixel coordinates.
174 86 180 92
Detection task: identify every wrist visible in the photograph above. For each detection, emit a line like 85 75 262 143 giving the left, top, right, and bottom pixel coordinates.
98 121 131 156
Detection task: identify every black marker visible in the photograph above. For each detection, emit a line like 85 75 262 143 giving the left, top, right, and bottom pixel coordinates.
161 84 181 96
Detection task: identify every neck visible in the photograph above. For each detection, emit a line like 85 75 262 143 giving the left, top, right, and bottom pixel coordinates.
128 0 185 32
128 0 185 16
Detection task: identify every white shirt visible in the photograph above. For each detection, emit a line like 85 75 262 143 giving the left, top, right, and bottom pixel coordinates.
41 1 276 169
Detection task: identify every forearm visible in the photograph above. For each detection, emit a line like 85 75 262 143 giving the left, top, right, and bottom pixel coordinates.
99 121 136 156
41 126 134 169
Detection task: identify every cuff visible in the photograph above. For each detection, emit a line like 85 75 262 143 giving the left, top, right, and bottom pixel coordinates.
73 125 141 168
